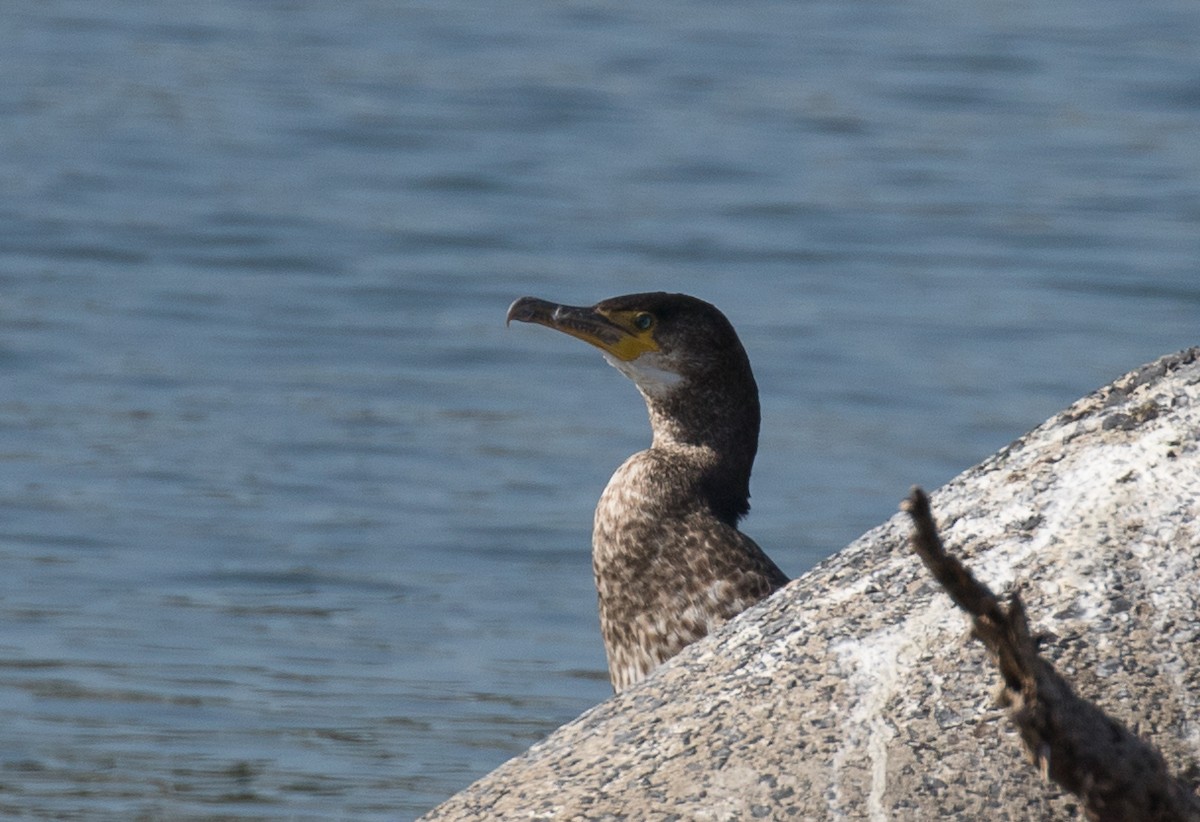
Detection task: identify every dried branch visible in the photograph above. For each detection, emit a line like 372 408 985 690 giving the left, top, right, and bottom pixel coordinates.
902 486 1200 822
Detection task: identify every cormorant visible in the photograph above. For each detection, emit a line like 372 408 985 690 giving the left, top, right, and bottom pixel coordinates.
507 292 789 691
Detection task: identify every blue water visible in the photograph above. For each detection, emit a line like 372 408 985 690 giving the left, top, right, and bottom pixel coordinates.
2 1 1198 818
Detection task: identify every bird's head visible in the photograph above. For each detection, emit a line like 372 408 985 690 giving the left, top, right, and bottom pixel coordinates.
507 292 752 396
507 292 759 458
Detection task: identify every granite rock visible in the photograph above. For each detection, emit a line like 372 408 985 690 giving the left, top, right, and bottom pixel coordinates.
423 348 1200 821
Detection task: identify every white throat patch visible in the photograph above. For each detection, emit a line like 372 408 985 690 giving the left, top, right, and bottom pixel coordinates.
603 351 684 399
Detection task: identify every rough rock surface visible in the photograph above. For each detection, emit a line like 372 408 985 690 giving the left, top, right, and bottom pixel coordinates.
423 348 1200 821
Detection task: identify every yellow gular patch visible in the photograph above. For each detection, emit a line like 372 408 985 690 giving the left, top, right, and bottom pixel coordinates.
600 311 660 361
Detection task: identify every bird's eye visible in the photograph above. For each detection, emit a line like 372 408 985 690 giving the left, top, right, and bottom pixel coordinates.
633 313 655 331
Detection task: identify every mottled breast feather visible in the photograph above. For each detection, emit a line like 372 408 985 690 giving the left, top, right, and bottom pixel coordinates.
594 447 788 692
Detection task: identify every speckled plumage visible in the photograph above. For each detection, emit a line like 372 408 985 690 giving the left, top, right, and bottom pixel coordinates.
508 293 789 691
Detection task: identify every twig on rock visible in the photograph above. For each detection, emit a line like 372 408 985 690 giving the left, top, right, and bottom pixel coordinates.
902 486 1200 822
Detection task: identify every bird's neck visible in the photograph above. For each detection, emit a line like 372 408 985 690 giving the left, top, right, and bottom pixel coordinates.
642 387 759 525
